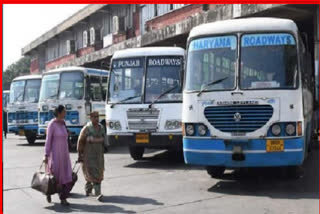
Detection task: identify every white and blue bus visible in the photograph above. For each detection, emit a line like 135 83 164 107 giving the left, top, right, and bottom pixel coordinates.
106 47 185 160
183 18 314 178
38 66 109 150
7 75 42 144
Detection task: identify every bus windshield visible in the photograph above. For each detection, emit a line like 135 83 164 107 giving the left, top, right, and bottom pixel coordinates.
59 71 84 100
9 80 25 103
24 79 41 103
240 33 298 89
40 73 60 101
145 56 183 103
108 58 144 104
186 35 237 91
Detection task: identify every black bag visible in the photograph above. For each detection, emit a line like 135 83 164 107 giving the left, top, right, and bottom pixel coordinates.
31 163 57 195
70 161 80 191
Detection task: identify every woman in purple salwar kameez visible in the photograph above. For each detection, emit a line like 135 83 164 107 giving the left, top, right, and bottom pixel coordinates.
43 105 73 206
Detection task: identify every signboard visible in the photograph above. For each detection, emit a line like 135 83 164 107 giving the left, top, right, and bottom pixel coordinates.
242 33 295 47
148 57 182 67
189 36 237 51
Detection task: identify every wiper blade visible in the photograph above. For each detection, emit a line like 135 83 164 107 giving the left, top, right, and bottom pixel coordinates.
148 84 179 108
197 77 228 97
110 95 141 108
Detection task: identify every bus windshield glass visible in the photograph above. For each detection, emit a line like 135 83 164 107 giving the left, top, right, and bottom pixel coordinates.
145 56 183 103
108 58 144 104
59 71 84 100
186 35 237 91
240 33 297 89
39 73 60 101
24 79 41 103
9 80 25 103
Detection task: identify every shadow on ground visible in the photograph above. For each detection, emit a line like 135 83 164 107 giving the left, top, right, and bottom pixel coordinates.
45 203 136 213
125 150 203 171
208 149 319 200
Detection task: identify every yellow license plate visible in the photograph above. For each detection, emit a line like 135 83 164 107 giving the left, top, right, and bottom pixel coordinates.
266 139 284 152
19 130 25 136
136 133 149 143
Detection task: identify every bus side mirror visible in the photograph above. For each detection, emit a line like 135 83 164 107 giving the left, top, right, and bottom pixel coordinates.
301 32 309 52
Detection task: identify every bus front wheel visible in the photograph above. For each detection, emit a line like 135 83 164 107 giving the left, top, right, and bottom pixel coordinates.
129 146 144 160
26 133 36 144
206 166 225 178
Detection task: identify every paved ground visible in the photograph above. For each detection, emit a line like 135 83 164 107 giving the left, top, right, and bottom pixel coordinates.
3 134 319 214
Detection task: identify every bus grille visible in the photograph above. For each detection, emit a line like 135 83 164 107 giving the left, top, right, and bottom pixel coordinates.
127 108 159 130
204 105 273 133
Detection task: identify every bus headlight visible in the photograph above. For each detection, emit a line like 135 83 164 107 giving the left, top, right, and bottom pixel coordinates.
108 120 121 130
66 104 72 110
42 105 48 111
186 124 195 136
286 123 295 136
165 120 181 130
198 124 207 136
271 124 281 136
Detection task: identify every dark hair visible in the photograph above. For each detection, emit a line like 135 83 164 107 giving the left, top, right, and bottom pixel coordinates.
54 105 65 118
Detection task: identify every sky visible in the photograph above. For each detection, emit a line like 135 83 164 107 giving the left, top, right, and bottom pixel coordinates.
3 4 88 71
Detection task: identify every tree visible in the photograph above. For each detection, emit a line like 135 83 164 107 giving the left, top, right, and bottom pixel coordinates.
3 56 31 90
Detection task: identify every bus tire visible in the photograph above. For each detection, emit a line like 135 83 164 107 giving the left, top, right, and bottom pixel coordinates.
287 165 303 179
26 133 36 144
129 146 144 160
206 166 225 178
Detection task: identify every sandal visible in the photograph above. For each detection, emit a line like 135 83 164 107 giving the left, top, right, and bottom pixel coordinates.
60 199 70 206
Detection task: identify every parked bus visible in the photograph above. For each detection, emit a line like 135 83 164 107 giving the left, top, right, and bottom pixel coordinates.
183 18 314 178
38 66 109 150
7 75 42 144
106 47 185 160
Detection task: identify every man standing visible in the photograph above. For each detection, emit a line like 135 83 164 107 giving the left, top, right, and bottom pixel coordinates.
77 111 105 201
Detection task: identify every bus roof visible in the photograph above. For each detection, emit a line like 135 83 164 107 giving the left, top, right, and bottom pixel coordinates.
44 66 109 76
112 47 185 59
188 18 298 41
12 74 42 81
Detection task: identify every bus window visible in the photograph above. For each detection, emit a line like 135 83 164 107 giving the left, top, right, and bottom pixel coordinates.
59 72 84 100
109 58 144 103
90 76 102 101
10 80 25 103
145 56 182 103
186 35 237 91
24 79 41 103
240 33 297 89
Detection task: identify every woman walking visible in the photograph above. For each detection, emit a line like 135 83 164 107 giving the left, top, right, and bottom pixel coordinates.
77 111 105 201
43 105 73 206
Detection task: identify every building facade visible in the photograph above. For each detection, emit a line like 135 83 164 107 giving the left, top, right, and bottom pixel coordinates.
22 4 318 96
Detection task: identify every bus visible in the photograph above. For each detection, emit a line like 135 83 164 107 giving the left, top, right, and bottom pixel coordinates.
106 47 185 160
7 75 42 144
38 66 109 150
182 18 314 178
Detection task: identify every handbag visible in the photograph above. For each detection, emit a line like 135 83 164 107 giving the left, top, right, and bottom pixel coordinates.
31 162 58 195
70 161 80 190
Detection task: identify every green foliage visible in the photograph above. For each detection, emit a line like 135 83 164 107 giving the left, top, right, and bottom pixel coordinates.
3 56 31 90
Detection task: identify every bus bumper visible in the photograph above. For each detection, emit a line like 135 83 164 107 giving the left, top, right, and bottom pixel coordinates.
8 125 38 136
183 137 305 167
108 133 182 149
